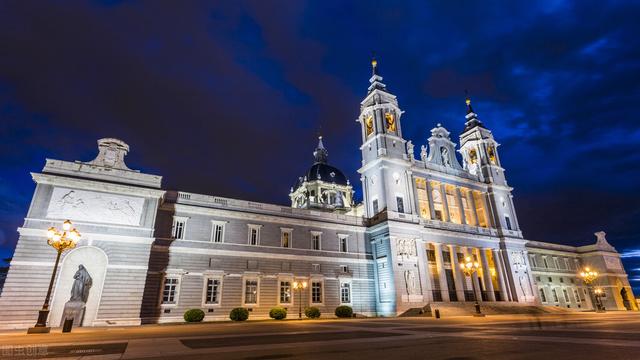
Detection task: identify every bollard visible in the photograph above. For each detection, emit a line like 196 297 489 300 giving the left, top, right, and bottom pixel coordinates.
434 309 440 319
62 318 73 333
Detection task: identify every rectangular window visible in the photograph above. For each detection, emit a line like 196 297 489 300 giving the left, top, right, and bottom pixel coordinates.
472 191 488 227
311 281 322 303
574 289 581 303
442 250 451 263
372 199 379 214
205 278 220 304
162 277 179 304
539 288 547 303
172 217 187 239
564 258 571 270
504 215 512 230
244 280 258 304
279 281 291 304
426 249 436 262
340 265 349 273
311 264 320 273
415 178 431 219
552 288 559 303
396 196 405 213
281 229 292 248
563 289 569 302
339 235 348 253
530 255 537 267
340 283 351 304
311 232 321 250
445 186 461 224
543 257 549 268
248 225 260 245
461 190 476 226
211 222 224 243
554 258 560 269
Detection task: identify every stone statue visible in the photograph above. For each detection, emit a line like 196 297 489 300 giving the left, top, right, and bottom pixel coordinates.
440 147 451 167
70 265 92 303
404 270 417 295
61 264 93 327
406 141 414 160
420 145 427 162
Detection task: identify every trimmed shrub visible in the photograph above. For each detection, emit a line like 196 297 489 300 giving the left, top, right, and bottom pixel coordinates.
269 307 287 320
229 307 249 321
183 309 205 323
334 305 353 318
304 306 321 319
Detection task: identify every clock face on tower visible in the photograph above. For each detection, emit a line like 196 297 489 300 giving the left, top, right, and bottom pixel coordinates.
385 112 396 132
365 115 374 136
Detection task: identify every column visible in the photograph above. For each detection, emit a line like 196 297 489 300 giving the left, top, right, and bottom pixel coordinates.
448 245 466 302
406 171 416 215
479 248 496 301
496 249 514 301
440 184 451 222
492 249 509 302
467 190 480 226
455 187 466 225
425 180 436 220
464 247 482 302
433 243 450 302
417 240 433 302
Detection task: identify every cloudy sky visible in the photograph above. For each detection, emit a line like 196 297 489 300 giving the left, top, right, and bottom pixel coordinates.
0 1 639 291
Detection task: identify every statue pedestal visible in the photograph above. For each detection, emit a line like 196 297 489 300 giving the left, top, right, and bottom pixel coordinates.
60 301 86 327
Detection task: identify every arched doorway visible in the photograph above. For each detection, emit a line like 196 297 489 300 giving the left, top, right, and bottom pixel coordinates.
48 246 108 327
621 288 632 310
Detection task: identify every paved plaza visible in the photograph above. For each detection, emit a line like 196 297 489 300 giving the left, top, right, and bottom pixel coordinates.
1 312 639 359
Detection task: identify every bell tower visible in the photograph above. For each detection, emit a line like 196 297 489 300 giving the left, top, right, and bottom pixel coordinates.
459 95 520 234
357 59 413 218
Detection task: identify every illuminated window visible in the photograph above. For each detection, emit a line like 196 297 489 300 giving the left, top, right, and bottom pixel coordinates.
445 186 461 224
279 281 291 304
244 279 258 305
432 185 444 221
281 228 292 248
415 178 431 219
461 189 476 226
472 191 488 227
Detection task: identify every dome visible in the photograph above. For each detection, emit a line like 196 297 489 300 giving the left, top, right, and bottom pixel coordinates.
296 163 349 188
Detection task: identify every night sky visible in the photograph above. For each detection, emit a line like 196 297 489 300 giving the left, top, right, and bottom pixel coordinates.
0 1 639 292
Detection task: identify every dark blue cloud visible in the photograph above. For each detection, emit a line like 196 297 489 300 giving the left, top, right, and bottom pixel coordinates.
0 1 639 292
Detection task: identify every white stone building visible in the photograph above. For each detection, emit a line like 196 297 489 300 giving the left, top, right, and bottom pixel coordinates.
0 61 636 329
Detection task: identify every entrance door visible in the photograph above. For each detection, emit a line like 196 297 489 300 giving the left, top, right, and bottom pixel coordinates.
621 288 632 310
445 269 458 301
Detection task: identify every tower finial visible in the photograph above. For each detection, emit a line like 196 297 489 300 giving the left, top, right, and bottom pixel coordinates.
371 56 378 76
313 135 328 163
465 89 474 114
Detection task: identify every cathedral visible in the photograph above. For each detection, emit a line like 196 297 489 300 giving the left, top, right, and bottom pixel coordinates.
0 60 636 329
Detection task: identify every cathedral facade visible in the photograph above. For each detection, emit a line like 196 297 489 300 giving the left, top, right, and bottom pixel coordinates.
0 62 636 329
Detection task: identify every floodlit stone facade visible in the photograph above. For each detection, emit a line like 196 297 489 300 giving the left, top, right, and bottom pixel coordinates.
0 64 636 329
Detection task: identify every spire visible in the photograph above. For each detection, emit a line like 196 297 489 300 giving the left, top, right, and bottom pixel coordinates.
462 91 485 132
313 136 328 164
368 57 387 93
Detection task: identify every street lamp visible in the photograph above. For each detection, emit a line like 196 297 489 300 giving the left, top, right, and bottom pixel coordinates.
292 280 308 319
579 267 604 313
27 220 80 334
460 256 484 316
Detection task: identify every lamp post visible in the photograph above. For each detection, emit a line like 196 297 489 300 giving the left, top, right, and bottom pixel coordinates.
579 267 604 313
27 220 80 334
460 255 484 316
292 280 307 319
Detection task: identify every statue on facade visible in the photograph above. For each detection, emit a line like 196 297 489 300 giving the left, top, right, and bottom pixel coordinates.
420 145 427 162
61 264 93 327
70 265 93 303
406 141 414 160
404 270 417 295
